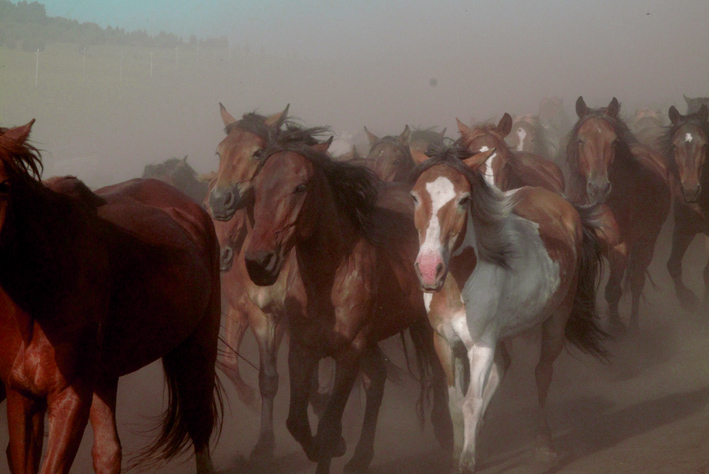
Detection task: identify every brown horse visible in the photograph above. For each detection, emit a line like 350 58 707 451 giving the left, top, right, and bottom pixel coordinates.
507 114 559 164
363 125 416 182
243 127 452 474
567 96 671 333
631 108 665 152
142 155 209 205
0 120 222 473
684 94 709 115
409 143 607 474
409 126 448 164
662 104 709 311
456 113 565 194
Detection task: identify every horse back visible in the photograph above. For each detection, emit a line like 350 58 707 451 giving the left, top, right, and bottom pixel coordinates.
510 152 566 194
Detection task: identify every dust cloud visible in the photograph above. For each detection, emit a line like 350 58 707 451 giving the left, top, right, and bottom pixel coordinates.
1 1 709 473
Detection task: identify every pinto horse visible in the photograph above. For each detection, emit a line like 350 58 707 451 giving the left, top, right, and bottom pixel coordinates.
0 121 222 474
507 114 559 164
410 143 607 474
567 97 671 333
244 127 452 474
142 155 209 205
363 125 416 182
663 104 709 311
456 113 565 194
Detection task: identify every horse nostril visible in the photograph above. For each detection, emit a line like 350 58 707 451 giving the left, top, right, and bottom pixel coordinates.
435 262 444 278
224 190 234 207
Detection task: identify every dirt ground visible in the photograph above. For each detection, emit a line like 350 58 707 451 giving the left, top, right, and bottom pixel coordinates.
1 216 708 474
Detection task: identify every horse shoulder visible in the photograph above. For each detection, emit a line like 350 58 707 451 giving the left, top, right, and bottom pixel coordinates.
630 143 670 185
513 152 565 193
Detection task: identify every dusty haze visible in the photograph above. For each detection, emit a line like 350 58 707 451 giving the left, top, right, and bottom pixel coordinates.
1 1 709 473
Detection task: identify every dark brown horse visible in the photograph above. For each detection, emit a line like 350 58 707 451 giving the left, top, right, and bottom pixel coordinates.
456 113 566 194
363 125 416 182
567 97 671 334
0 120 222 473
142 155 209 205
243 127 452 474
663 104 709 311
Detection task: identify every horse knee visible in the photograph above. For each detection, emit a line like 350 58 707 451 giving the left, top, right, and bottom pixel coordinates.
259 371 279 399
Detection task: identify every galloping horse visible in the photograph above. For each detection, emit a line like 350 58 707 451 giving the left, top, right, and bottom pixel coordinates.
662 104 709 311
363 125 416 182
507 114 558 164
631 108 665 152
0 120 222 473
567 97 671 333
142 155 209 205
409 143 607 474
456 113 566 194
244 127 452 474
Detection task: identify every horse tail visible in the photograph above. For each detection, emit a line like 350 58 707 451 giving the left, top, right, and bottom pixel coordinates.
406 317 439 428
565 203 610 361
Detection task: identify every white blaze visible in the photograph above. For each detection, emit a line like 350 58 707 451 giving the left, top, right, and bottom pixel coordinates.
515 127 527 151
685 132 694 143
478 145 498 187
420 177 456 256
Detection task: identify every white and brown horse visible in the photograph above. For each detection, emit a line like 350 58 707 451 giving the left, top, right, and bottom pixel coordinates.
409 143 607 473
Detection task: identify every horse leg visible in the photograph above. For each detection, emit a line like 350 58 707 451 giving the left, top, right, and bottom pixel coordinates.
286 339 320 462
6 389 45 473
39 384 93 474
313 349 362 474
606 242 628 336
217 305 257 408
666 221 699 312
459 341 497 474
432 330 464 469
628 239 657 333
89 378 121 474
481 342 510 418
703 236 709 309
343 344 387 474
249 305 280 464
534 310 567 462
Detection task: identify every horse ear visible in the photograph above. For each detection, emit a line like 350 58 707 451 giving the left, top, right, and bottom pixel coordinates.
606 97 620 118
498 113 513 137
698 104 709 122
456 118 471 135
399 125 411 144
4 119 36 144
684 94 691 104
182 155 188 163
668 106 681 124
219 102 237 128
364 126 379 145
439 128 447 139
575 96 588 118
462 147 496 171
312 137 333 154
265 104 289 127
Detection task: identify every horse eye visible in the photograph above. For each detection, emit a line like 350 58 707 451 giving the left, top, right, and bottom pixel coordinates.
410 193 419 204
612 138 621 146
253 149 264 160
458 196 470 208
294 183 307 193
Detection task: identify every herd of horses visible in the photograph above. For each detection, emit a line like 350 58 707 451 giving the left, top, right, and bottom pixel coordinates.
0 93 707 474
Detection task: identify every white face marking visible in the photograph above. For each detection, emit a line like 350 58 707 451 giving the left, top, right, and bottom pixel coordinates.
686 132 694 143
515 127 527 151
420 177 456 256
477 146 498 187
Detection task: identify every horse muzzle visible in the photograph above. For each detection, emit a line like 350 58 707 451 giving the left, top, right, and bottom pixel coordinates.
209 184 242 221
244 249 282 286
586 179 612 204
415 253 447 292
682 183 702 203
219 246 235 273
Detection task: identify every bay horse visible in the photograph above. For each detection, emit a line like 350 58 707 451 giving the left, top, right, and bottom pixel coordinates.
0 120 222 473
662 104 709 311
409 142 607 474
363 125 416 182
244 126 452 474
456 113 566 194
142 155 209 205
567 96 671 334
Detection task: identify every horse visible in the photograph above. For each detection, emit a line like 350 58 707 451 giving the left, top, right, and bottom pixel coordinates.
507 114 559 163
0 120 222 474
363 125 416 182
142 155 209 205
684 94 709 115
409 126 448 164
538 97 572 158
409 142 608 474
243 126 452 474
631 108 665 152
456 113 566 194
662 104 709 311
567 96 671 334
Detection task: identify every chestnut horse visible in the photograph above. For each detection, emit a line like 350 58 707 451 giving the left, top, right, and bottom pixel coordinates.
363 125 416 182
244 127 452 474
0 121 222 473
409 143 607 474
456 113 565 194
662 104 709 311
507 114 559 164
567 97 671 333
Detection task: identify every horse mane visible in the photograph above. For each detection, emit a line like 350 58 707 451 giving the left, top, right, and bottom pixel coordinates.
259 126 381 243
660 110 709 178
409 143 514 268
457 123 505 149
0 126 43 180
143 157 197 180
410 127 447 150
566 107 640 198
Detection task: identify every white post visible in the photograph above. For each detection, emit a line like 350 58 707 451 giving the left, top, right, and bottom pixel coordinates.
35 48 39 87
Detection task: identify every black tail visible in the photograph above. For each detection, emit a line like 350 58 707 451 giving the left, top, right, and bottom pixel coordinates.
565 203 610 361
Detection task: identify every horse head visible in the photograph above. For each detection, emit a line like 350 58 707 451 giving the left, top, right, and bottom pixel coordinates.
667 104 709 203
457 114 512 188
364 125 414 182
